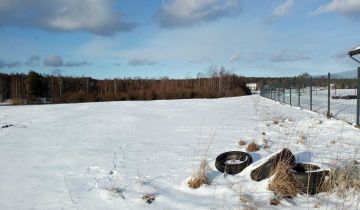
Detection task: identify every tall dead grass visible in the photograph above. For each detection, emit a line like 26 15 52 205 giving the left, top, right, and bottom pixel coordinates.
188 159 209 189
321 161 360 198
268 161 302 198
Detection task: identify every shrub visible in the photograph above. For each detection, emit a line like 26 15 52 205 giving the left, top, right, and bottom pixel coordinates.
246 141 260 152
188 159 209 189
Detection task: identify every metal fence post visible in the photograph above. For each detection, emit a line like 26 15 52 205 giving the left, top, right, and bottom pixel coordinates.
327 72 331 117
290 86 292 106
298 79 300 107
283 88 285 103
310 77 313 111
357 67 360 126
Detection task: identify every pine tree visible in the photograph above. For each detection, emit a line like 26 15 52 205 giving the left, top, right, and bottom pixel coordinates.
26 71 42 99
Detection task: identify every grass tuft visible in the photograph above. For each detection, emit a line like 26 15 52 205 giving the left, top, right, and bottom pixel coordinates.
270 197 281 205
268 161 302 198
246 141 260 152
142 193 156 204
188 159 209 189
321 161 360 198
238 139 246 146
297 132 306 144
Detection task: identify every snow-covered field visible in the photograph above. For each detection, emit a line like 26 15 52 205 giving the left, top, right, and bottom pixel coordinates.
0 95 359 210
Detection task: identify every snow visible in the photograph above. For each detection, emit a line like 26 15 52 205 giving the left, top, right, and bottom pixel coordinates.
0 95 359 209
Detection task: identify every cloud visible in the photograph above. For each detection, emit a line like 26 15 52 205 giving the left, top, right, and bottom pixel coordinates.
44 55 90 67
0 0 136 36
63 61 90 67
44 55 63 67
189 57 213 64
267 0 294 22
155 0 242 28
311 0 360 17
0 59 21 68
128 59 158 67
25 56 41 66
271 50 310 62
229 53 241 63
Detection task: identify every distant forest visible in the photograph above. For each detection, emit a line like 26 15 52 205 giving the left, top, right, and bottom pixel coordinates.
0 70 253 104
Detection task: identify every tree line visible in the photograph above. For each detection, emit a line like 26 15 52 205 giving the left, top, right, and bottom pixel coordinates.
0 70 252 104
256 73 358 90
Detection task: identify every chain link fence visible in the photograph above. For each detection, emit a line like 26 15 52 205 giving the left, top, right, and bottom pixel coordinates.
260 68 360 126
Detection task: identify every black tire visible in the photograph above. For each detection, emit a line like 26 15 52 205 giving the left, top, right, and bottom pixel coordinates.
215 151 253 175
250 148 295 181
292 163 330 195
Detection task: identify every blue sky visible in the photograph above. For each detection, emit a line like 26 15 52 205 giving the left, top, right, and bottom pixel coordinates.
0 0 359 79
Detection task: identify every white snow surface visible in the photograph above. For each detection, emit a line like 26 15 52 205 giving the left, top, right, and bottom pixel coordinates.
0 95 359 210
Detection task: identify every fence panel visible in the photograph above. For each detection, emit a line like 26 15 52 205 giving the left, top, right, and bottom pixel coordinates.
329 73 358 123
260 70 359 126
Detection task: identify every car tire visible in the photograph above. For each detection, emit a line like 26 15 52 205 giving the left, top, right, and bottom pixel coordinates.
292 163 330 195
215 151 253 175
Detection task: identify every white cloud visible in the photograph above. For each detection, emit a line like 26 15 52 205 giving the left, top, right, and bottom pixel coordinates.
44 55 90 67
268 0 294 22
63 61 90 67
128 59 158 67
25 56 41 66
229 53 241 63
76 17 271 65
155 0 242 28
0 0 136 36
44 55 63 67
311 0 360 17
271 50 310 62
0 59 21 68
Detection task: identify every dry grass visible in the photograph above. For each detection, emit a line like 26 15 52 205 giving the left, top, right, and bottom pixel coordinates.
313 201 321 208
188 159 209 189
246 141 260 152
262 138 270 150
297 132 306 144
326 112 333 119
270 197 281 205
142 193 156 204
238 139 246 146
268 161 302 198
321 161 360 198
243 206 257 210
108 187 126 199
239 194 248 203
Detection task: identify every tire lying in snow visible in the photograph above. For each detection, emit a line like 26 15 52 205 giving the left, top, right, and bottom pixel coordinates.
215 151 253 175
250 148 295 181
292 163 330 195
